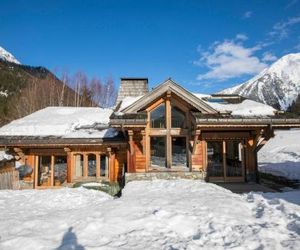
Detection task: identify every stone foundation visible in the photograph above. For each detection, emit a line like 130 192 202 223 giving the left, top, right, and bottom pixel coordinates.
125 171 207 184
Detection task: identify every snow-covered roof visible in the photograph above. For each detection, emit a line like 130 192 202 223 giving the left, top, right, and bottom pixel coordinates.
0 107 118 138
119 96 143 111
0 150 14 162
192 93 276 117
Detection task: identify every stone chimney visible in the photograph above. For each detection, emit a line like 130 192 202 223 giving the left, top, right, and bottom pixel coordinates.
116 78 149 104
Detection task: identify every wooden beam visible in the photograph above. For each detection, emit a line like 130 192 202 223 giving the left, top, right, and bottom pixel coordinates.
83 154 88 177
51 155 55 186
222 141 226 182
166 92 171 168
128 130 134 155
96 154 100 178
192 130 201 154
141 130 146 155
34 155 38 188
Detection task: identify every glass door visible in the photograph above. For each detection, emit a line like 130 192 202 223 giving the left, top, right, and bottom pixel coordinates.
225 141 244 180
207 141 224 179
207 140 244 182
171 137 187 169
150 136 166 169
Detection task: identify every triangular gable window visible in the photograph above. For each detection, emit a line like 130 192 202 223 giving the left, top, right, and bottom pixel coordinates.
150 103 166 128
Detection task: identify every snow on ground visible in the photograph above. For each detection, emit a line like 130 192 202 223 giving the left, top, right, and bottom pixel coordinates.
0 107 116 138
259 129 300 181
0 180 299 250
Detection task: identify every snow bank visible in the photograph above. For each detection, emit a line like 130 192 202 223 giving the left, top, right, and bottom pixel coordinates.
0 107 117 138
0 180 299 249
258 129 300 181
0 150 13 161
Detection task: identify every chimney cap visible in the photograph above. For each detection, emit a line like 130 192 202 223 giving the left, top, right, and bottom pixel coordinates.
120 77 148 81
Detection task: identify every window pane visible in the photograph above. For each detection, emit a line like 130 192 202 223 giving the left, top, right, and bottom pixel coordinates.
150 104 166 128
150 137 166 168
100 155 107 177
75 154 83 177
171 106 185 128
172 137 187 167
226 141 243 177
38 156 51 186
88 154 96 177
207 141 223 177
54 156 67 186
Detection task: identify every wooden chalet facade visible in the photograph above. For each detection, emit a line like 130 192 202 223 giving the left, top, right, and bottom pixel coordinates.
0 78 300 189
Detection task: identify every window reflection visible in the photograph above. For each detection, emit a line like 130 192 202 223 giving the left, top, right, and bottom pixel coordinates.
150 104 166 128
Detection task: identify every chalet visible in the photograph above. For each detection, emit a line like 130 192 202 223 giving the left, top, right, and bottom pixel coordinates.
0 78 300 189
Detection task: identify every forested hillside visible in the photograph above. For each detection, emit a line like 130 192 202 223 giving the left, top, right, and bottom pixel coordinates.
0 60 117 126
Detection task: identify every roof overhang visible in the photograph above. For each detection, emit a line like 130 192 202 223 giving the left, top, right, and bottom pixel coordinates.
0 136 126 147
195 118 300 129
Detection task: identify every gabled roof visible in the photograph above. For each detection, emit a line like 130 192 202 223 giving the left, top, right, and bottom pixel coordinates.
121 78 218 114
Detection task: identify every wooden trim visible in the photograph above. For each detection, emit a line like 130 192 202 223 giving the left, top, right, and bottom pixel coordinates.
50 155 54 186
166 92 171 168
96 154 100 178
222 141 226 182
146 97 165 112
128 130 134 155
34 155 38 188
192 130 201 154
141 130 146 155
83 154 88 177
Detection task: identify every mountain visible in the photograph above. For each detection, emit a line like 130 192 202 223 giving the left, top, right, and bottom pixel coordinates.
0 46 20 64
0 57 76 126
220 53 300 111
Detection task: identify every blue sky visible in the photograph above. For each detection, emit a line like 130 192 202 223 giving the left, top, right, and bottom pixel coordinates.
1 0 300 93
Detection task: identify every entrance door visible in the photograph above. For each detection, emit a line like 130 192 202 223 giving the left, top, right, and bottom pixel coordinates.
172 137 187 169
207 141 224 179
207 140 244 182
150 136 166 169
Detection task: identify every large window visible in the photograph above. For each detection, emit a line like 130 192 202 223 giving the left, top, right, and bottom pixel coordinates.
172 137 187 167
207 140 244 179
38 156 52 186
150 137 166 168
54 156 67 186
74 154 84 177
207 141 223 177
100 155 108 177
88 154 96 177
171 105 185 128
150 104 166 128
226 141 243 177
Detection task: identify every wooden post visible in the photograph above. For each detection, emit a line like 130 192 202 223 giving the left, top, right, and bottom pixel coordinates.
141 130 146 155
223 140 226 182
83 154 88 177
34 155 38 188
66 152 72 183
128 130 134 155
51 155 55 186
166 91 172 168
192 130 201 154
96 154 100 178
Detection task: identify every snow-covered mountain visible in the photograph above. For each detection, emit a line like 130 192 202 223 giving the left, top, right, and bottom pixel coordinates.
220 53 300 110
0 46 20 64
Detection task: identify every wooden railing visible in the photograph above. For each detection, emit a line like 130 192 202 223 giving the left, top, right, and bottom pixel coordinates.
0 169 20 190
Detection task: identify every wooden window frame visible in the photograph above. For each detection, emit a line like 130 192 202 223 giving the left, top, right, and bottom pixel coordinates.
206 139 245 182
